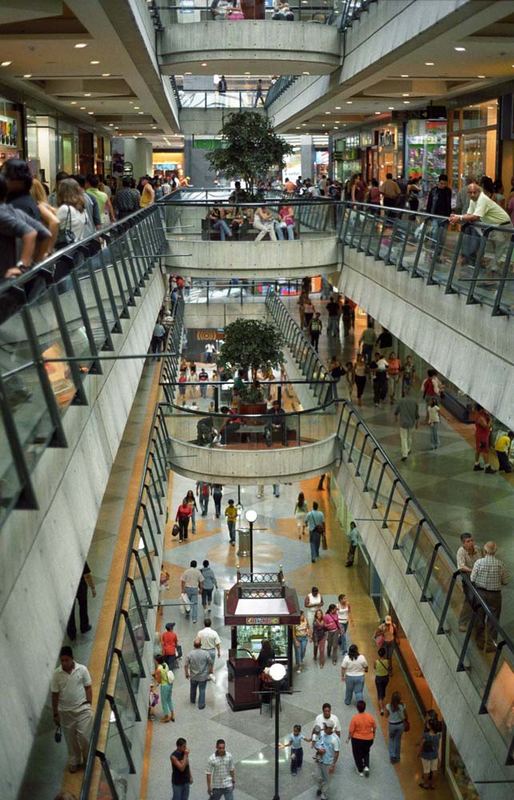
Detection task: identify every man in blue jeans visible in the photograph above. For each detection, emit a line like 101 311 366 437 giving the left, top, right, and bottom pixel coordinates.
305 501 325 563
185 638 213 710
206 738 236 799
181 560 204 624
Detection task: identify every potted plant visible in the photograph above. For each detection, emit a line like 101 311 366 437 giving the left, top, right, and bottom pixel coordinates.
217 318 284 415
205 111 293 198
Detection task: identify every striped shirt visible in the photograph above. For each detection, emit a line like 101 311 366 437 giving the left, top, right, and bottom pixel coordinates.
206 752 234 788
471 555 509 591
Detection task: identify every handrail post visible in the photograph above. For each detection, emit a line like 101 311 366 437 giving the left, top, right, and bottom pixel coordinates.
420 542 442 602
436 570 460 634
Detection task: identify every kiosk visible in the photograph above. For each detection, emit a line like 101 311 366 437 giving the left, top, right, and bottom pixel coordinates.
224 570 301 711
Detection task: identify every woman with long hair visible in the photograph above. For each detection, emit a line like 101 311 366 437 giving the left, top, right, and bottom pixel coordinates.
354 353 367 406
293 610 311 673
294 492 308 539
184 489 198 534
56 178 87 242
323 603 341 666
385 690 409 763
30 178 59 252
312 608 326 668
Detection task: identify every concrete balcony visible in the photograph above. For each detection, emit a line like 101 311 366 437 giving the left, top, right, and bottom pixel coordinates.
159 21 341 75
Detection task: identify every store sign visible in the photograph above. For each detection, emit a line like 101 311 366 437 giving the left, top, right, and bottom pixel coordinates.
196 329 224 341
245 617 280 624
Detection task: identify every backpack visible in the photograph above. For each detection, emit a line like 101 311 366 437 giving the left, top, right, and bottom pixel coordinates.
201 483 210 496
423 378 435 398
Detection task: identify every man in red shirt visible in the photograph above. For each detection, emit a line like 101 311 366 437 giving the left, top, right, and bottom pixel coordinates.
474 404 495 474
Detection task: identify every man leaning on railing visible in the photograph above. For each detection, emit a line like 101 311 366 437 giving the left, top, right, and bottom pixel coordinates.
449 182 511 276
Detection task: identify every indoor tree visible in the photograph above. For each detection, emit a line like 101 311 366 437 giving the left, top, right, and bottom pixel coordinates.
217 317 284 400
205 110 293 197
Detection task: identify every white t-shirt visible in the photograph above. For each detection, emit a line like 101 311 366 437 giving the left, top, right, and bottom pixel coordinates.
198 627 221 651
341 654 368 676
57 203 87 241
305 592 323 610
315 712 341 734
375 358 388 372
428 405 440 424
337 603 350 625
467 192 510 225
182 566 203 588
50 663 92 711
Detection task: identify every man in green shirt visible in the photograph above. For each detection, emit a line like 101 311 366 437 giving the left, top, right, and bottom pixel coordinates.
359 325 376 365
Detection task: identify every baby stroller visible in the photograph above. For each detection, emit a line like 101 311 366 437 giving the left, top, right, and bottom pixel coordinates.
196 416 218 446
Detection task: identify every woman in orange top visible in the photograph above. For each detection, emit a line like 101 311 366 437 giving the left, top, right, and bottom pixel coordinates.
347 700 377 777
387 351 402 403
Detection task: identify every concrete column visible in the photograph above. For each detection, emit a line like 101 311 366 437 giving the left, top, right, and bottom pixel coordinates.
114 136 153 178
300 135 315 181
184 135 216 186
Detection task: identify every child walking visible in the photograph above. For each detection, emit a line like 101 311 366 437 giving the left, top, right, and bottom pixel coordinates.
280 724 311 773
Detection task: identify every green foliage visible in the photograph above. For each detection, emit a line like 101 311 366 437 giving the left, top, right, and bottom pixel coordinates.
205 111 293 196
218 318 284 378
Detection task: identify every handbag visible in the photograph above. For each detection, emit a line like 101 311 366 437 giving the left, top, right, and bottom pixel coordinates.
55 206 76 250
403 719 410 732
374 631 385 649
172 523 180 537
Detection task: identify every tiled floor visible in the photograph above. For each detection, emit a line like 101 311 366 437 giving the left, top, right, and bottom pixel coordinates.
145 473 454 800
283 294 514 636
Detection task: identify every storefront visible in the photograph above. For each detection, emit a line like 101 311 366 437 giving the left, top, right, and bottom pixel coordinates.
153 149 185 177
0 98 23 169
373 125 403 184
406 119 447 190
334 134 361 185
448 100 498 190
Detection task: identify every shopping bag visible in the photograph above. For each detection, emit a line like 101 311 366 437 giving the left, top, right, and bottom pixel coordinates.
213 588 222 606
180 592 191 614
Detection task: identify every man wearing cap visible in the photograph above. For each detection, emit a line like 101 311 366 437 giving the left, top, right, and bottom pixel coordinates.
314 721 340 800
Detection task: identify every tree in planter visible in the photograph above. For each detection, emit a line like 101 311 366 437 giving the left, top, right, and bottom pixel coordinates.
217 318 284 400
205 111 293 198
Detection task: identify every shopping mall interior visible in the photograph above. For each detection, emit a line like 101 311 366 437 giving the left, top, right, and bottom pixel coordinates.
0 2 513 800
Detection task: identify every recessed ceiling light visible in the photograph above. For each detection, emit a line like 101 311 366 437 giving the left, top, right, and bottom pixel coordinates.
90 60 100 65
201 62 208 67
301 123 306 127
102 72 111 77
134 106 140 109
401 73 409 78
325 111 331 115
477 74 486 79
402 93 409 97
138 111 144 114
74 43 88 48
244 71 250 75
152 125 157 129
388 106 395 110
403 100 410 104
1 61 12 67
88 111 94 115
335 106 341 110
84 93 91 97
185 71 192 75
114 126 119 129
138 132 142 135
321 124 325 127
346 101 353 105
295 126 301 129
302 71 310 75
333 126 339 130
375 111 381 115
425 62 434 66
80 106 86 110
454 46 466 52
23 73 32 78
70 101 77 105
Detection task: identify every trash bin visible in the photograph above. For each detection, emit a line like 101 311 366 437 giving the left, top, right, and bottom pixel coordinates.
238 527 251 557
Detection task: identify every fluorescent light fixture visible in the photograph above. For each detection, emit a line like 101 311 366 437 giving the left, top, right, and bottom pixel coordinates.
102 72 111 77
400 73 409 77
454 46 466 52
1 61 12 67
425 62 434 66
90 60 100 65
403 100 410 104
84 93 91 97
88 111 94 115
23 73 32 78
74 43 88 48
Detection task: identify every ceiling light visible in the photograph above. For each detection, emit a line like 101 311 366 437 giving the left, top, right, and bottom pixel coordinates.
84 93 91 97
88 111 94 115
74 43 88 48
325 111 331 115
80 106 86 110
388 106 395 110
185 71 192 75
244 71 250 75
403 100 410 104
152 125 157 129
425 61 434 66
301 123 306 127
138 111 144 114
109 123 114 126
454 46 466 52
1 61 12 67
375 111 381 115
346 101 353 105
134 106 140 109
335 106 341 110
400 73 409 78
201 62 208 67
477 74 486 79
302 71 310 75
138 132 142 135
295 126 300 129
70 101 77 105
102 72 111 77
402 93 409 97
321 124 325 127
23 73 32 78
114 126 119 129
90 60 100 65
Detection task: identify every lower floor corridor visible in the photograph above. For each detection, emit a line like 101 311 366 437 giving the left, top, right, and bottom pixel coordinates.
145 472 456 800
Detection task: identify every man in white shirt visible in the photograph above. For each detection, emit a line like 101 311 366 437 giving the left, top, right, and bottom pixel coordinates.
51 646 93 772
313 703 341 737
198 618 221 659
449 183 511 270
181 560 204 624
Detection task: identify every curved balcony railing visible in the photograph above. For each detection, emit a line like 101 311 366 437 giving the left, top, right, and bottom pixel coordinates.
185 277 304 304
179 88 263 109
161 0 340 25
0 204 167 530
341 201 514 317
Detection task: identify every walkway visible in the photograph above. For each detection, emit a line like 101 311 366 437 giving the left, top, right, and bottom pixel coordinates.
145 473 454 800
283 293 514 637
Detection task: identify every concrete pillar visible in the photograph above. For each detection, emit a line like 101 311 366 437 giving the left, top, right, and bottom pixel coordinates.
114 137 153 179
300 135 315 181
184 135 216 186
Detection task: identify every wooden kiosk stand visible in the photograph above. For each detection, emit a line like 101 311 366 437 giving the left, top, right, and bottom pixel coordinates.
224 570 301 711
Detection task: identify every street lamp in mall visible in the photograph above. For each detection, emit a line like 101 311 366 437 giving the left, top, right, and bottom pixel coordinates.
245 509 257 575
269 661 286 800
